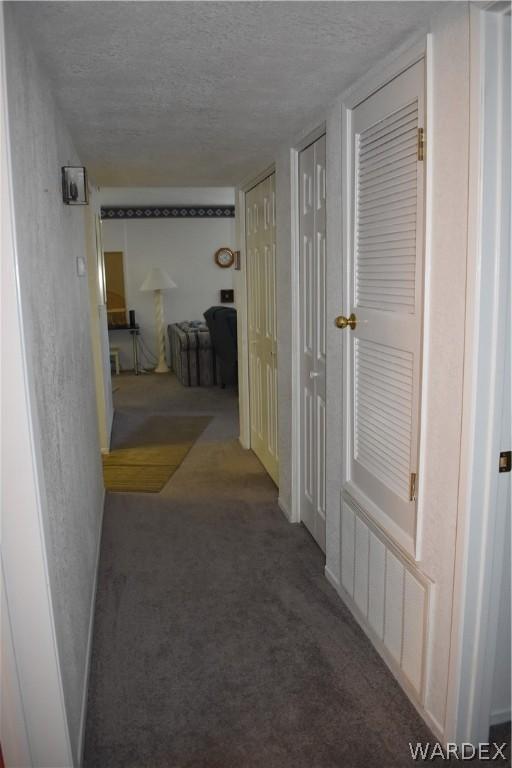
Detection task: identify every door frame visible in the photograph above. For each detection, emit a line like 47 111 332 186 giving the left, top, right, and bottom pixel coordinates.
445 1 511 744
236 164 276 453
290 124 327 525
336 36 432 561
85 197 113 453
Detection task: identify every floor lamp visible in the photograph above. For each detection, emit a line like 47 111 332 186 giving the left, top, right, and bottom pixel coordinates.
140 267 176 373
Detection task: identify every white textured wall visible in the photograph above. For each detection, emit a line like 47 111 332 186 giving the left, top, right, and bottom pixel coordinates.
4 7 104 762
100 187 236 370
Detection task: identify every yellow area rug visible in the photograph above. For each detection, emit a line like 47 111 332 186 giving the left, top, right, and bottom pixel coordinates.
102 415 211 493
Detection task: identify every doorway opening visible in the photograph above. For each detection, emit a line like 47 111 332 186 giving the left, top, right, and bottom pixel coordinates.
88 192 245 493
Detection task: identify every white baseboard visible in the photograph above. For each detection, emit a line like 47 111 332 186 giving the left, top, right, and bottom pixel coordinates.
490 708 511 726
108 406 114 451
324 564 341 591
238 435 250 450
278 496 294 522
77 488 105 766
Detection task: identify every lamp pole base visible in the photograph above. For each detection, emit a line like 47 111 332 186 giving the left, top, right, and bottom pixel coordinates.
153 289 170 374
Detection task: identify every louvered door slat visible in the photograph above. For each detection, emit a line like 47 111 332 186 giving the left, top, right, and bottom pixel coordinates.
358 191 419 221
359 268 417 279
359 243 416 255
358 352 414 384
361 116 418 153
357 395 412 437
359 100 417 142
359 205 417 228
359 172 417 202
360 114 418 153
357 422 411 468
359 398 411 444
359 251 415 264
359 232 416 247
361 134 418 163
360 154 417 189
359 137 418 174
357 412 412 457
359 176 417 206
359 157 418 192
359 222 417 239
359 158 418 191
358 285 415 297
357 386 413 421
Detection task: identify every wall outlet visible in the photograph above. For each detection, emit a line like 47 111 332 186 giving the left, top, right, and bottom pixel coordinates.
220 289 234 303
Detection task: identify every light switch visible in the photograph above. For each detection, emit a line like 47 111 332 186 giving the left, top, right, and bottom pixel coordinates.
76 256 86 277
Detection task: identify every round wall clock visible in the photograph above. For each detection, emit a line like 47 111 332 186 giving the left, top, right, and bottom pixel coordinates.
214 247 235 268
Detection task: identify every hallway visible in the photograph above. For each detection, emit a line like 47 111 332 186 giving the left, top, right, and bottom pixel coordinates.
3 2 511 763
84 375 434 768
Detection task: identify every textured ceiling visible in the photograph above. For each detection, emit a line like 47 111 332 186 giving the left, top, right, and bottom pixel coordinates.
14 1 447 186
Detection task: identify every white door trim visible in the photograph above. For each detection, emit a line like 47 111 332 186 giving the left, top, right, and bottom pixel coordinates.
1 5 73 764
235 187 251 450
236 164 275 452
340 37 427 110
239 163 276 195
445 1 511 744
290 124 327 525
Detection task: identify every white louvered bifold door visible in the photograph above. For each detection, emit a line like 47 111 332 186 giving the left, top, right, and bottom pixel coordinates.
346 60 425 556
246 174 279 485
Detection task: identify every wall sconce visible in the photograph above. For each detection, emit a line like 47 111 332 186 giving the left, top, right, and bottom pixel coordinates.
62 166 88 205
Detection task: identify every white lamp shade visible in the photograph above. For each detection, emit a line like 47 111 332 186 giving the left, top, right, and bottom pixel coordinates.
140 267 177 292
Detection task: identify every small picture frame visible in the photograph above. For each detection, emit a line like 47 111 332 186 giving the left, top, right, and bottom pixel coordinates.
62 166 88 205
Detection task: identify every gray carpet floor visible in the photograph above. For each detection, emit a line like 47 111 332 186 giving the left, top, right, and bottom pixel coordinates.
84 374 507 767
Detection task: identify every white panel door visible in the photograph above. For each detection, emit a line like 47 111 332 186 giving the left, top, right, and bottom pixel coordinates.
299 135 327 551
339 60 425 556
246 174 278 484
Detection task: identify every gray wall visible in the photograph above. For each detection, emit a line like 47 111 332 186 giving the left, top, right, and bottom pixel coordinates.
5 6 104 761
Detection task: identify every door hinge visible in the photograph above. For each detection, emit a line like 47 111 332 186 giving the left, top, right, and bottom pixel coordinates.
499 451 511 473
409 472 417 501
417 128 425 161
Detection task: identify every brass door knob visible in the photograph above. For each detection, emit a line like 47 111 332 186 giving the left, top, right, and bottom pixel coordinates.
335 313 357 330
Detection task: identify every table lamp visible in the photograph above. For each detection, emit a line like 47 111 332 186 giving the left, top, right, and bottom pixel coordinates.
140 267 176 373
